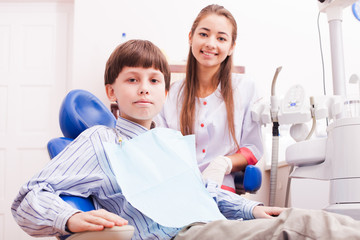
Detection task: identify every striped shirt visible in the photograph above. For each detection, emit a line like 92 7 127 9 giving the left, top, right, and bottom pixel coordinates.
11 117 260 240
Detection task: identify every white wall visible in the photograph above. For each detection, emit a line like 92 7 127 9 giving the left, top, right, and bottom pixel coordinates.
71 0 360 158
71 0 360 103
70 0 360 204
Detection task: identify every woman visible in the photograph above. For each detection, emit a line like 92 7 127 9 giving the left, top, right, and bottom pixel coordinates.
155 4 263 192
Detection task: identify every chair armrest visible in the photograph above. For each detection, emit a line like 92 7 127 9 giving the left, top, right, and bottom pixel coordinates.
65 225 135 240
234 165 262 194
58 195 135 240
243 165 262 192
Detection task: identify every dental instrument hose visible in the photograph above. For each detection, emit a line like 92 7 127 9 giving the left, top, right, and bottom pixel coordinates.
269 66 282 206
270 122 279 206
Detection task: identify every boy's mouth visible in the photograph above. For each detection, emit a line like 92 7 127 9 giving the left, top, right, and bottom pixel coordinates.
134 99 153 105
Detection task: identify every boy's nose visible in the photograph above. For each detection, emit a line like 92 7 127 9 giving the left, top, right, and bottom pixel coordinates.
138 83 149 95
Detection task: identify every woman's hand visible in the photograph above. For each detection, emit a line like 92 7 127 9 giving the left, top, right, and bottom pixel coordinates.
202 156 232 185
66 209 128 233
252 205 286 219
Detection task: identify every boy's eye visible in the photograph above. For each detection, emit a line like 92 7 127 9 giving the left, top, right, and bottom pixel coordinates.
128 78 137 83
151 79 159 83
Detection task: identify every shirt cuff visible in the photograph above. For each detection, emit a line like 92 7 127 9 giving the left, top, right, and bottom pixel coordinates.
54 208 81 234
244 201 263 220
237 147 258 165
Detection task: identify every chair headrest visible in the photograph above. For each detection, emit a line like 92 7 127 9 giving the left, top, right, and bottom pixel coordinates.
59 89 116 139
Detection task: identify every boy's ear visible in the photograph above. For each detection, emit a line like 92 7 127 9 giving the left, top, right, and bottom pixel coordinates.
105 84 117 102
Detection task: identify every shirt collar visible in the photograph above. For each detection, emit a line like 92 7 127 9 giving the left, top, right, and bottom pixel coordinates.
115 117 155 139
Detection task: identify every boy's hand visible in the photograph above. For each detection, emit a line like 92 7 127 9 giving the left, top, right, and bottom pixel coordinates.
66 209 128 233
202 156 232 185
252 206 286 219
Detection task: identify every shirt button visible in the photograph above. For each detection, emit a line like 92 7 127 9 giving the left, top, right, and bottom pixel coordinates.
202 149 206 153
200 123 204 127
203 101 207 105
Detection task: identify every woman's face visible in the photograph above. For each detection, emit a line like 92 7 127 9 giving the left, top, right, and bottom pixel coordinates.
189 14 235 71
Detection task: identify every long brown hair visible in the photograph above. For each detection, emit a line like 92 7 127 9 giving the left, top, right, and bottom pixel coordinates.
179 4 239 149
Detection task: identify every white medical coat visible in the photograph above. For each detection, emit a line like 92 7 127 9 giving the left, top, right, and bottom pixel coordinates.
155 73 264 189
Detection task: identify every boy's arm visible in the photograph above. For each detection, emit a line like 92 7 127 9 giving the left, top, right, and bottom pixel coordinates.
12 182 81 237
11 129 109 237
205 181 262 220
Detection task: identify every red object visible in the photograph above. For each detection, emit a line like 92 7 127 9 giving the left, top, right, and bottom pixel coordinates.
221 185 236 193
237 147 258 165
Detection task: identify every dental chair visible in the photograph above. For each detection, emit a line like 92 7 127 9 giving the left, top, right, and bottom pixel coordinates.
47 89 262 239
47 89 134 240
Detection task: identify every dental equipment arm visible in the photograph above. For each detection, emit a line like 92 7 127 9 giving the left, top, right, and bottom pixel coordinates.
269 67 281 206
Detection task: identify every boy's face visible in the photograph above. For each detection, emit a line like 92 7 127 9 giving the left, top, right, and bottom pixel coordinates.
106 67 166 129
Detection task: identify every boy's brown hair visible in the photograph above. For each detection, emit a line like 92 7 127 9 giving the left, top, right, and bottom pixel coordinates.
104 39 171 91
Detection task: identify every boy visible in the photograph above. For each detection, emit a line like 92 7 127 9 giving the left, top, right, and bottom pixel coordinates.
11 40 360 240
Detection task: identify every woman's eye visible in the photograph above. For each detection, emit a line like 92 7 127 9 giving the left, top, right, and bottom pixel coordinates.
199 32 207 37
218 37 226 42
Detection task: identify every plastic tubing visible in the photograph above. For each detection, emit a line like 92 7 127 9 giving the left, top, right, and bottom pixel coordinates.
269 122 279 206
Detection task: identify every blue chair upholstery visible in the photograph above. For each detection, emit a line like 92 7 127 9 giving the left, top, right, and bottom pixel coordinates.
234 165 262 194
60 195 96 212
47 89 116 159
47 137 73 159
59 89 116 139
47 89 123 240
